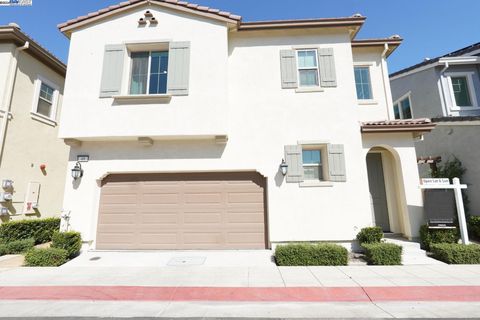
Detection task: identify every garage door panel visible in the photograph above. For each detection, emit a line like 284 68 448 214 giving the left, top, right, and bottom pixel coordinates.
97 172 267 250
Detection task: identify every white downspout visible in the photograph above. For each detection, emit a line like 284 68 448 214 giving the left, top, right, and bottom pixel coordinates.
439 61 450 116
380 43 395 120
0 40 29 166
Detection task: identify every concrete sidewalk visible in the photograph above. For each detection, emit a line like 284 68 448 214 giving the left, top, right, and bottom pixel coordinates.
1 264 480 287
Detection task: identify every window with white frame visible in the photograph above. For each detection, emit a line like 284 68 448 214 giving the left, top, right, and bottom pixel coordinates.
297 49 319 87
129 51 169 95
31 77 59 122
393 95 413 120
302 148 326 181
354 66 373 100
445 72 478 109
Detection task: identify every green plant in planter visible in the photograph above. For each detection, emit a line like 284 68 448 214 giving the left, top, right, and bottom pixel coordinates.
430 243 480 264
419 225 459 251
51 231 82 259
0 217 60 244
468 216 480 240
0 238 35 256
275 243 348 266
356 227 383 245
362 242 402 265
24 247 68 267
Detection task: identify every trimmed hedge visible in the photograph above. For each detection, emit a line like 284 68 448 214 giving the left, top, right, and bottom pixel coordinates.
469 215 480 240
0 238 35 256
356 227 383 245
275 243 348 266
24 247 68 267
362 243 402 265
419 225 459 251
52 231 82 259
0 217 60 244
430 243 480 264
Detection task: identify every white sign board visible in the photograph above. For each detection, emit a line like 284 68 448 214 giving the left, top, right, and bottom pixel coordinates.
421 178 450 185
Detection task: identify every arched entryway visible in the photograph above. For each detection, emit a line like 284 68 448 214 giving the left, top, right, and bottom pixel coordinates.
366 146 409 235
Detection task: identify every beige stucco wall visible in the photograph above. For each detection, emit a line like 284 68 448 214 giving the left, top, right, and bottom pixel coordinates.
0 47 68 221
59 4 423 247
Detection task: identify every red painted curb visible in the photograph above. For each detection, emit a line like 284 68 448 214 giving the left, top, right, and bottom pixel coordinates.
0 286 478 302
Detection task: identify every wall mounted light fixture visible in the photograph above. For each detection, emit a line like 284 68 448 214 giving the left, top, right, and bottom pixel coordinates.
280 159 288 176
71 161 84 180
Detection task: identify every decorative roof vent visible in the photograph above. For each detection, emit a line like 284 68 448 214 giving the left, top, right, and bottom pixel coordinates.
138 17 147 26
144 10 153 18
149 17 158 25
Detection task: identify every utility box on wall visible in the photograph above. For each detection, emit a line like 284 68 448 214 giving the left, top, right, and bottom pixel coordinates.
23 182 41 214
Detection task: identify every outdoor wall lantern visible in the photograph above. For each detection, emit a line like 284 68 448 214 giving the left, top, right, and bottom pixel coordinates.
280 159 288 176
71 161 84 180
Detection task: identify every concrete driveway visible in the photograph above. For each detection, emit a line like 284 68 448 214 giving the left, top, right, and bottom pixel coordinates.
63 250 276 267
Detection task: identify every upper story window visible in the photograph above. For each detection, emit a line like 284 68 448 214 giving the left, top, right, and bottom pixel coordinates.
451 76 472 106
297 49 319 87
393 94 413 120
302 148 324 181
444 72 478 110
31 77 59 125
129 51 169 95
354 66 372 100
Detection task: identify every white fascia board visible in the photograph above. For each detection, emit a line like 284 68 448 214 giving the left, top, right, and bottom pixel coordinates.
439 56 480 65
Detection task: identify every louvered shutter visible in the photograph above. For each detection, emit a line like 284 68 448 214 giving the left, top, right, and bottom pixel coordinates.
280 50 298 89
328 144 346 182
167 41 190 96
284 145 304 183
318 48 337 87
99 44 125 97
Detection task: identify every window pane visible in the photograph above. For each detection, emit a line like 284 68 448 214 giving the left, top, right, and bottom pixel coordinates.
129 52 149 94
354 67 372 100
299 69 318 86
40 83 54 102
400 98 412 119
302 150 321 164
149 51 169 94
393 104 401 120
451 76 472 106
297 50 317 68
37 98 52 117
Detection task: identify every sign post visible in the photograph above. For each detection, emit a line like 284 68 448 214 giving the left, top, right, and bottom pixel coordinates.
420 177 469 244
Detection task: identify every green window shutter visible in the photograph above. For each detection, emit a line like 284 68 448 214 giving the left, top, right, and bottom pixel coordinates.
99 44 125 97
328 144 346 182
284 145 304 183
167 41 190 96
318 48 337 87
280 50 298 89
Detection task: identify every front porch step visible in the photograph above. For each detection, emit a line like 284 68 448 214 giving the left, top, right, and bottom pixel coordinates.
383 236 445 265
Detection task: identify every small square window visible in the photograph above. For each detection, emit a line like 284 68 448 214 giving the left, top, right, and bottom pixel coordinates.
302 149 323 181
130 51 169 95
393 96 413 120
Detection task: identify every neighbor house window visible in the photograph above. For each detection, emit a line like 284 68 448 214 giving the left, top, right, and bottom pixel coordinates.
302 149 323 181
393 95 413 120
31 77 59 123
451 76 472 107
130 51 169 95
297 49 319 87
354 66 372 100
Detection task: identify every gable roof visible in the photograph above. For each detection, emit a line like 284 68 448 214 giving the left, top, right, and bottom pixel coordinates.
390 42 480 79
58 0 242 36
0 24 66 76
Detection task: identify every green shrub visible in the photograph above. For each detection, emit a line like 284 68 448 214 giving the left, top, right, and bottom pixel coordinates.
24 247 68 267
0 218 60 244
275 243 348 266
356 227 383 245
430 243 480 264
468 215 480 240
51 231 82 259
419 225 459 251
362 243 402 265
0 238 35 256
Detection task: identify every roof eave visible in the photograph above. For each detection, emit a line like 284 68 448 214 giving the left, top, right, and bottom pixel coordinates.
361 124 436 133
351 39 402 57
0 27 66 76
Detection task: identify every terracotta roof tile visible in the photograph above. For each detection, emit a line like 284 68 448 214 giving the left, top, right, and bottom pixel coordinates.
58 0 242 31
361 118 436 133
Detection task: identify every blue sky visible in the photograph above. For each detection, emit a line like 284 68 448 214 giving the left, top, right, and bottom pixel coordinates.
0 0 478 73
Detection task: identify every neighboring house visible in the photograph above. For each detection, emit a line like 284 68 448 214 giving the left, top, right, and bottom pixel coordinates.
0 24 68 221
390 43 480 215
58 0 434 250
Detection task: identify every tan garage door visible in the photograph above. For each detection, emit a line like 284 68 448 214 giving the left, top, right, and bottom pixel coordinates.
96 172 267 250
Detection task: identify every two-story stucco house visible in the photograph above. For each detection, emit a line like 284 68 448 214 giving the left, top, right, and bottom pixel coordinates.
58 0 435 250
390 43 480 215
0 24 68 222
